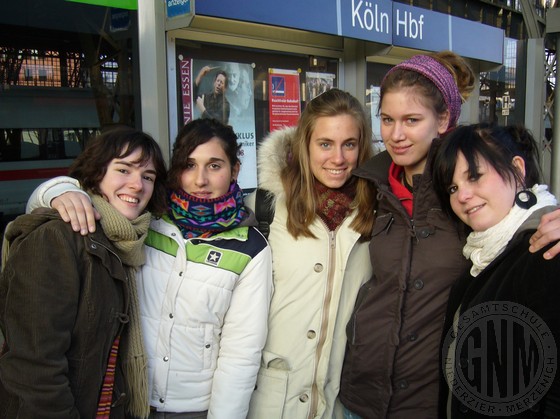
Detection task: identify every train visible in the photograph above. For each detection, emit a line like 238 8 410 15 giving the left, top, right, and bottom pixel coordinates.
1 87 99 223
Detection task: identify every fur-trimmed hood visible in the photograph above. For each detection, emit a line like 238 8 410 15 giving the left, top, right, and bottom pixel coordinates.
256 127 295 202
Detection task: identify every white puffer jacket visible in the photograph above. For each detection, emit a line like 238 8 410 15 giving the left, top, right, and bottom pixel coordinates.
140 216 272 417
245 128 372 419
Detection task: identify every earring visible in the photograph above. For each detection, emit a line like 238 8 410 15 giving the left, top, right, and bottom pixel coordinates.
515 190 537 209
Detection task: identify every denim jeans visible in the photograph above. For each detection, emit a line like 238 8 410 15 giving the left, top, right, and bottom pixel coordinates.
342 406 363 419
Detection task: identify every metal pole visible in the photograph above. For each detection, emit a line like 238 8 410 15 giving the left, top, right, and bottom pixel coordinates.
138 1 170 160
546 8 560 197
551 33 560 197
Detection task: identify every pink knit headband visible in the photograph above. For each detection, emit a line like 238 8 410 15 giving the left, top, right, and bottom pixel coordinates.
384 55 462 129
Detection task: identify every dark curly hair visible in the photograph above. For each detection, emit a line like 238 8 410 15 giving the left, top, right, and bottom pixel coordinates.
68 125 167 215
167 118 240 191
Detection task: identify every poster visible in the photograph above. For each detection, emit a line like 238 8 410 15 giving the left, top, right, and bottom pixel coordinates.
178 57 257 189
369 85 385 154
268 68 301 132
305 72 335 102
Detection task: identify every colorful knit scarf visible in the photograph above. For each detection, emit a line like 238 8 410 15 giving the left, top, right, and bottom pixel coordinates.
315 180 356 231
167 182 248 239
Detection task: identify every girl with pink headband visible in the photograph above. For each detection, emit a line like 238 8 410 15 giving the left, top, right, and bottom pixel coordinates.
338 51 560 418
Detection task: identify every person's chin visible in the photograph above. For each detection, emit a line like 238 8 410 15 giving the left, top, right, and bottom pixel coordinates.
323 178 350 189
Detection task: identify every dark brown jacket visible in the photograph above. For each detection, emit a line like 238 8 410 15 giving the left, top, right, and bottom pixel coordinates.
0 210 130 419
340 143 470 419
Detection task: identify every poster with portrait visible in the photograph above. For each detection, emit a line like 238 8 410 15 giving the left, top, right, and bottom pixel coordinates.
178 57 257 189
305 72 335 102
268 68 301 132
369 85 385 153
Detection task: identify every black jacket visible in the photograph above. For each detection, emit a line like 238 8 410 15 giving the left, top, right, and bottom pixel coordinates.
440 209 560 418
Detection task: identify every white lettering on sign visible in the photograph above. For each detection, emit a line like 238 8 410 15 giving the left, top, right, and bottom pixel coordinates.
395 9 424 39
168 0 189 6
352 0 389 34
180 60 191 115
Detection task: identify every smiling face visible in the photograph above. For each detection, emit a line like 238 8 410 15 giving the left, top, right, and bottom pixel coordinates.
179 136 239 199
448 152 523 232
98 147 156 220
380 89 449 181
308 114 360 189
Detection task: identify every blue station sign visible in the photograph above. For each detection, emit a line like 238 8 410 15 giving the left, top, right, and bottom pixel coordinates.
194 0 504 64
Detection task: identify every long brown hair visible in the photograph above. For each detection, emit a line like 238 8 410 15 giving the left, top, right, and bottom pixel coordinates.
281 89 375 240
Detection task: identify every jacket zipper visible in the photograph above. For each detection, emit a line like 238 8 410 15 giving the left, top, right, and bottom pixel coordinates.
308 228 337 419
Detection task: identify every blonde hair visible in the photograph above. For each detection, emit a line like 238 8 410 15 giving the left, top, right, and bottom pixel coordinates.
281 89 376 240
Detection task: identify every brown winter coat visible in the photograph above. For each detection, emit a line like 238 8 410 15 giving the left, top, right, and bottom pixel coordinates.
340 142 470 419
0 210 130 419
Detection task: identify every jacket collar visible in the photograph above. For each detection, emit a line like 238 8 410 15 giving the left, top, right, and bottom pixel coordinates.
155 215 250 242
352 139 446 222
352 150 393 186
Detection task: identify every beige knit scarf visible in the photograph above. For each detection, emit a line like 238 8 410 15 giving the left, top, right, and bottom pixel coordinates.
90 194 151 419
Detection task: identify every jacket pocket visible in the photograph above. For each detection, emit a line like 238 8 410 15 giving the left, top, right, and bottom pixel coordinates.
248 365 289 419
170 323 216 371
372 212 394 236
346 278 374 344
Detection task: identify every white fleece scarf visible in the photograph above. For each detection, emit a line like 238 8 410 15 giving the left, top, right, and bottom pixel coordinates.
463 184 557 277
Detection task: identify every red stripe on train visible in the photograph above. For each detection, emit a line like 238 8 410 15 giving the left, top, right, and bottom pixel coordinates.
0 167 69 181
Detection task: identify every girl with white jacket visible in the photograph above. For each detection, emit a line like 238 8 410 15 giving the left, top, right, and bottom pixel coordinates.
26 118 273 419
245 89 376 419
